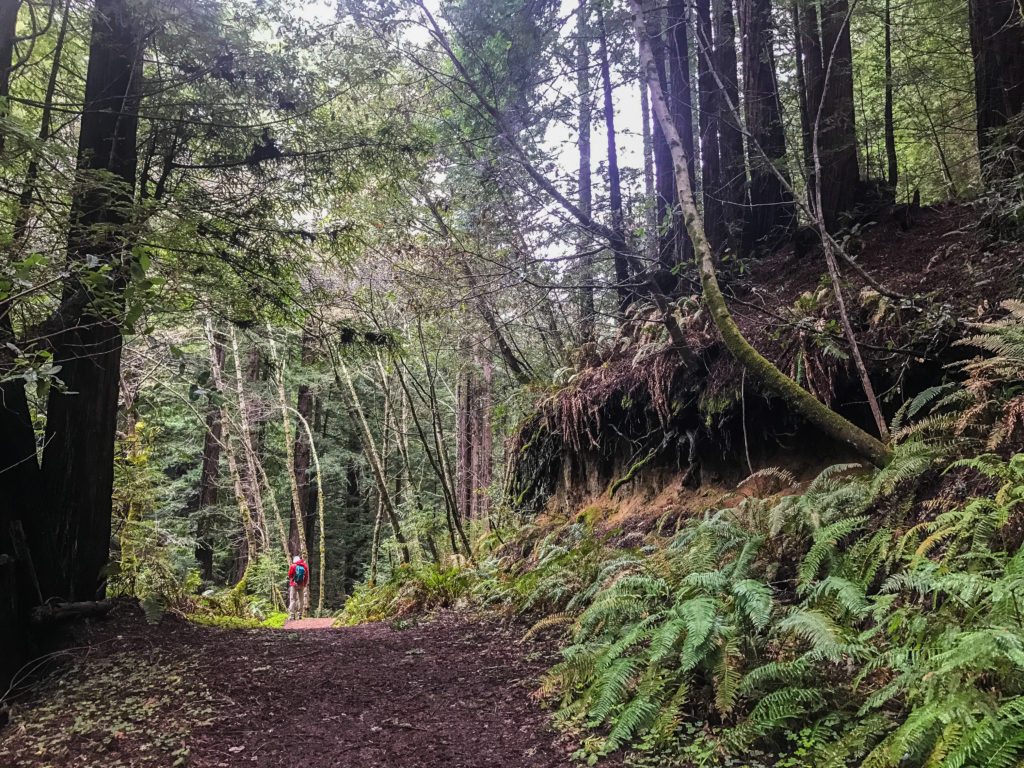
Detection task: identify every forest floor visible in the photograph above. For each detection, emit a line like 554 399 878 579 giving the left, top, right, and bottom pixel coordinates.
0 603 585 767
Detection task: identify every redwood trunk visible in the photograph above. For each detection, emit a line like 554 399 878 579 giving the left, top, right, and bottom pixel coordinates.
969 0 1024 176
801 0 860 230
713 0 746 248
696 0 725 252
38 0 142 601
739 0 795 251
0 0 40 689
666 0 695 269
883 0 898 189
648 2 676 246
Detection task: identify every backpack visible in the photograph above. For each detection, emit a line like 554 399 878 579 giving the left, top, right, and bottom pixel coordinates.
293 563 307 585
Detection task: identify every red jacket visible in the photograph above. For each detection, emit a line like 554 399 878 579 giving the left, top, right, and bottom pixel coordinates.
288 559 309 587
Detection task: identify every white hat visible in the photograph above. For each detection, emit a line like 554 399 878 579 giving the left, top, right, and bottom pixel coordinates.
293 555 301 563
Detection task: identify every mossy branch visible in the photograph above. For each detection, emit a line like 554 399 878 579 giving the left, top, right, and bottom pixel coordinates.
608 447 660 499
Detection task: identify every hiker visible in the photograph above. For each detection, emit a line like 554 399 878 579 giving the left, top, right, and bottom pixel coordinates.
288 555 310 620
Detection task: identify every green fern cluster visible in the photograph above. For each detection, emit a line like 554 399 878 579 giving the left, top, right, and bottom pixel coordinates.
532 441 1024 767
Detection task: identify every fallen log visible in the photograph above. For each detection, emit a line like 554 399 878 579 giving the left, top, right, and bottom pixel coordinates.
31 600 114 625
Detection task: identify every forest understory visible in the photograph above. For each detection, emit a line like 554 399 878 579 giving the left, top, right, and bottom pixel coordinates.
2 0 1024 763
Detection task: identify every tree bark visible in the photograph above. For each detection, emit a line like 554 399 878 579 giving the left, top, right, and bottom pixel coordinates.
738 0 796 251
801 0 860 230
666 0 695 268
883 0 898 190
597 5 634 313
576 0 596 338
696 0 725 252
0 0 40 691
38 0 143 601
792 0 815 207
712 0 746 248
968 0 1024 177
630 0 891 467
194 335 225 582
647 0 676 249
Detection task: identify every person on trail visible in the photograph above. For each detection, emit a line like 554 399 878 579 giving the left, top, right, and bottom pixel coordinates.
288 555 310 620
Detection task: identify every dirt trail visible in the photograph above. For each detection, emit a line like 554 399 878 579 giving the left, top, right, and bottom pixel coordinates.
0 606 582 767
283 617 335 630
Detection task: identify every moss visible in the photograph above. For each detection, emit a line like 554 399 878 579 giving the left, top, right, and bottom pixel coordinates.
698 389 740 427
608 447 660 499
185 611 289 630
576 505 608 528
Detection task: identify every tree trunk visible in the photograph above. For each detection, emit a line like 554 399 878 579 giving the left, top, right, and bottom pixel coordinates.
231 330 269 557
597 5 634 313
455 345 494 523
883 0 898 190
801 0 860 230
205 321 256 585
332 354 412 564
696 0 725 252
666 0 695 268
792 0 815 207
630 0 891 468
0 0 40 691
194 335 225 582
738 0 796 251
969 0 1024 177
287 329 316 559
712 0 746 248
0 0 18 157
640 64 658 262
38 0 143 601
456 366 473 519
647 0 676 252
576 0 596 338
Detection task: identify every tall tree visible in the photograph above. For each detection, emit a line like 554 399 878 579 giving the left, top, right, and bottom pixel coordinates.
593 6 630 313
194 333 226 582
289 330 316 558
883 0 898 190
647 1 676 250
696 0 725 252
792 0 815 208
969 0 1024 176
665 0 695 270
0 0 40 690
738 0 795 251
798 0 860 230
713 0 746 248
576 0 596 338
597 4 634 312
37 0 144 600
631 0 891 468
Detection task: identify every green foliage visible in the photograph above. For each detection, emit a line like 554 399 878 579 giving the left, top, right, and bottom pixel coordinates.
500 435 1024 766
186 612 288 630
339 562 474 625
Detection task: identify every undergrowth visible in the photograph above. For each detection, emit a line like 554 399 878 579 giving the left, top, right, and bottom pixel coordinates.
340 301 1024 766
